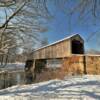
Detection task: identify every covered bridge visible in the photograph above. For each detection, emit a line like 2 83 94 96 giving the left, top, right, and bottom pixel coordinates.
25 34 100 83
25 34 85 83
25 34 84 72
33 34 84 59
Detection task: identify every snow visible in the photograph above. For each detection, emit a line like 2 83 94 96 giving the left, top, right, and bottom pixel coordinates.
0 63 25 71
0 75 100 100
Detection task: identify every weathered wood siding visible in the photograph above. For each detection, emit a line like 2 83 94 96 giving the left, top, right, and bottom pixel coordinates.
62 55 100 75
33 34 84 59
33 39 71 59
33 55 100 82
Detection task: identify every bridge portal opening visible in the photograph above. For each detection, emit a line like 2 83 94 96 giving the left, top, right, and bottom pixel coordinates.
72 40 84 54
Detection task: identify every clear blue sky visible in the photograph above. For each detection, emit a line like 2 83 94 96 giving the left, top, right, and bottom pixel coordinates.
43 1 100 51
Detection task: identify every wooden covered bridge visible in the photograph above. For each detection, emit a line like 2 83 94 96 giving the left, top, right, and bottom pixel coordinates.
25 34 85 82
25 34 84 68
33 34 84 59
25 34 100 83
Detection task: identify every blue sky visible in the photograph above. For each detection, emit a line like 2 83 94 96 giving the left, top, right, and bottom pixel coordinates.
43 0 100 51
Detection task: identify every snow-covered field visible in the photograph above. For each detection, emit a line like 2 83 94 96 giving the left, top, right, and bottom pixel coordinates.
0 75 100 100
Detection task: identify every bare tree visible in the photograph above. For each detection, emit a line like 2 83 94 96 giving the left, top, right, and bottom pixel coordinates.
0 0 49 54
0 0 50 65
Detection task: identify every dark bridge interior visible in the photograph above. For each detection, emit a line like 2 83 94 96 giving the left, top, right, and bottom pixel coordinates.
25 60 33 71
72 40 84 54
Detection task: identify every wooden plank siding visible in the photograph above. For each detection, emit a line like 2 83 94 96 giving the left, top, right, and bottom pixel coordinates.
33 34 84 59
33 40 71 59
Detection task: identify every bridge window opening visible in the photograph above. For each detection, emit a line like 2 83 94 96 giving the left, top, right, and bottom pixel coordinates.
25 60 33 71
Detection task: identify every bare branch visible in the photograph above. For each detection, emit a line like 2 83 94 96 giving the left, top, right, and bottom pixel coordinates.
0 2 26 29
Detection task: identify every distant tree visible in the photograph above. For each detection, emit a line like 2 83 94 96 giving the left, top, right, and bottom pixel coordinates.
41 37 48 47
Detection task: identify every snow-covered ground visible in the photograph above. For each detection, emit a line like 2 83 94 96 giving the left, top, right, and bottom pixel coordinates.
0 63 25 71
0 75 100 100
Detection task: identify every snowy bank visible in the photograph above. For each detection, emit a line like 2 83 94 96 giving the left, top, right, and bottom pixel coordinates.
0 75 100 100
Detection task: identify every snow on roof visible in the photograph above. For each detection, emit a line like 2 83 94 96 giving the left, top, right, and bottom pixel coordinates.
34 33 81 51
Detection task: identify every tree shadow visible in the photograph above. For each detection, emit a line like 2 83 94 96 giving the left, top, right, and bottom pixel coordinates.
0 79 100 99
